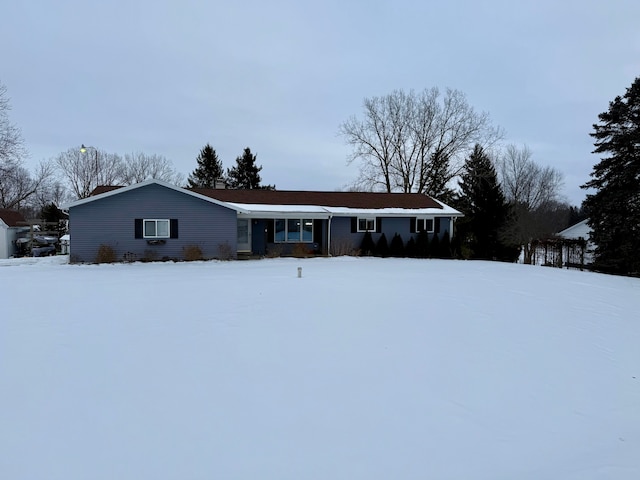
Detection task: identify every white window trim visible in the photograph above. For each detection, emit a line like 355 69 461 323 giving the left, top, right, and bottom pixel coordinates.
274 218 314 243
416 217 434 233
357 217 376 232
143 219 170 238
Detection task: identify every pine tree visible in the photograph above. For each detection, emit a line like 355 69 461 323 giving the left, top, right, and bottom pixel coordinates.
429 233 440 258
582 77 640 275
405 237 417 258
227 147 273 189
438 230 451 259
415 230 430 258
376 233 389 257
360 231 375 256
187 144 224 188
456 144 512 260
389 233 405 257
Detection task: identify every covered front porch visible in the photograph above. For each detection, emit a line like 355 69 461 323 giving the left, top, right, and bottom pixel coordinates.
236 214 332 257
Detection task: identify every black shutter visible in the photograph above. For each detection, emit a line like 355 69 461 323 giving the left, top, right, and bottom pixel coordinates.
313 219 322 244
351 217 357 233
376 217 382 233
409 217 416 233
266 219 274 242
135 219 143 238
170 219 179 238
435 217 441 234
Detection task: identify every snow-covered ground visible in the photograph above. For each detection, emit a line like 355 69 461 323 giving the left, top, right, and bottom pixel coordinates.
1 256 639 480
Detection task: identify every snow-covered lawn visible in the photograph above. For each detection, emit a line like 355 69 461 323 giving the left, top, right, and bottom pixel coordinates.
1 256 639 480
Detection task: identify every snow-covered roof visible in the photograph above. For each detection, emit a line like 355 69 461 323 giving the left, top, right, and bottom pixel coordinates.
231 203 459 218
63 179 463 218
557 219 591 240
202 189 462 218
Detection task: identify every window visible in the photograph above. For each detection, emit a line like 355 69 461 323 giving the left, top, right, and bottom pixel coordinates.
275 219 286 242
357 217 376 232
287 219 300 242
416 218 434 233
144 219 170 238
273 218 314 242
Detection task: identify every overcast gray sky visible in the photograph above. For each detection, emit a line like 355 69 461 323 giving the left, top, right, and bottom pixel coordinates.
2 0 639 204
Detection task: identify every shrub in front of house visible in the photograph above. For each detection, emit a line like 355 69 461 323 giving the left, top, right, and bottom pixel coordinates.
438 230 452 259
405 236 417 258
415 230 430 258
330 237 358 256
389 233 405 257
430 233 440 258
360 231 375 256
265 244 283 258
376 233 389 258
183 245 204 261
95 244 117 264
292 242 313 258
217 242 234 260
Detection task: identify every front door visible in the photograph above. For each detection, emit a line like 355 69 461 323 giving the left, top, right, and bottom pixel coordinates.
237 218 251 252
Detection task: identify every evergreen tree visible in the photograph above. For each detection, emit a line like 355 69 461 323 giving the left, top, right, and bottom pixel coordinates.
429 233 440 258
187 144 224 188
415 230 430 258
376 233 389 257
456 144 512 260
450 232 462 259
567 205 588 228
40 202 65 223
405 236 417 258
227 147 273 189
582 77 640 275
389 233 405 257
360 231 375 256
438 230 451 259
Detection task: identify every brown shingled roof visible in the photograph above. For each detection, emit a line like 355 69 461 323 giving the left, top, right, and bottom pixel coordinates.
0 209 26 227
89 185 125 196
84 181 445 210
192 189 443 209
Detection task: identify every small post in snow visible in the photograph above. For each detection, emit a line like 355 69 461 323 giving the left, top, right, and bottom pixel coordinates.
297 266 302 278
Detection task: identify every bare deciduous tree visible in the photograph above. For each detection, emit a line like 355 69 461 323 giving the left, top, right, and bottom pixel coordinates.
0 82 26 166
55 147 123 199
120 152 184 185
0 82 55 211
497 144 566 264
340 88 502 196
0 160 56 210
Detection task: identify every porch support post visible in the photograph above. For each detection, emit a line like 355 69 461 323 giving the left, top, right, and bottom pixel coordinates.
327 215 333 256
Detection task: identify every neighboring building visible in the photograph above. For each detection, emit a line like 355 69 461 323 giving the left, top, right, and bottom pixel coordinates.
557 219 590 241
557 219 594 266
64 179 462 263
0 209 28 259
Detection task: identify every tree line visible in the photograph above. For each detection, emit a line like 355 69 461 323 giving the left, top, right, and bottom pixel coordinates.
340 82 638 274
340 88 576 264
186 144 274 190
3 77 637 274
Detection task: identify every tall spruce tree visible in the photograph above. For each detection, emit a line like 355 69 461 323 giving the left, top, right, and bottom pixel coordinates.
456 144 512 260
187 144 224 188
582 77 640 275
227 147 273 189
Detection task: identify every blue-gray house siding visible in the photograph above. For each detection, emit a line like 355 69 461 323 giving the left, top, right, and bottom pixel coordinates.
69 183 237 263
329 215 452 254
248 216 454 256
